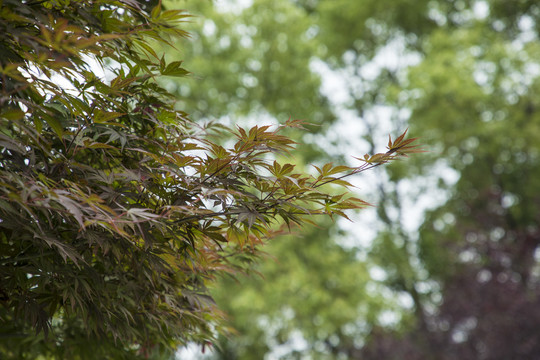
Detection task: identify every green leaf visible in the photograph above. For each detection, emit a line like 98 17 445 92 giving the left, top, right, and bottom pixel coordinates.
161 61 189 77
43 116 64 138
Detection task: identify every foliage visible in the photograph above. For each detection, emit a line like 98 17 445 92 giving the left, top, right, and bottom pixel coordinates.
0 0 419 358
147 1 425 358
314 1 540 359
359 2 540 358
167 0 540 359
160 0 337 163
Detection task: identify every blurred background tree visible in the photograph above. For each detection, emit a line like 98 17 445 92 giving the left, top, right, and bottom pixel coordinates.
167 0 540 358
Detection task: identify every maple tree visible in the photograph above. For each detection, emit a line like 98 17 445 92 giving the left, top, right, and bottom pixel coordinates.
0 1 420 358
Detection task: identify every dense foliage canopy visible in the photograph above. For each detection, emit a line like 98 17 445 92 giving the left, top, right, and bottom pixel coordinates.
0 1 420 358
